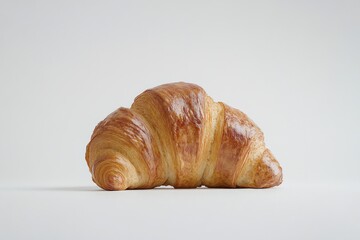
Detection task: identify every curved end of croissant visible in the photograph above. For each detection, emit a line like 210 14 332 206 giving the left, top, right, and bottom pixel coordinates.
236 148 283 188
92 160 127 191
254 149 283 188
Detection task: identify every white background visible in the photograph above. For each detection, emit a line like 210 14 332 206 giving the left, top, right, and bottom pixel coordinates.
0 0 359 239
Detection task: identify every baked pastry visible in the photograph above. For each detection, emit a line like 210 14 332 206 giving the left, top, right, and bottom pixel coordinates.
85 82 283 190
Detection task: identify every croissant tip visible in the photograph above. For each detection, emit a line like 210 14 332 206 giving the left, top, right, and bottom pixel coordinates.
250 149 283 188
96 174 124 191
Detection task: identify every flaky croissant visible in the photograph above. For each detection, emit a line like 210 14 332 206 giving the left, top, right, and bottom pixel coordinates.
85 82 282 190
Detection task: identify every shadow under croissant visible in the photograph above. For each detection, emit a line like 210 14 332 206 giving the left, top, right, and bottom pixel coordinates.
6 185 281 192
102 185 281 191
7 186 102 192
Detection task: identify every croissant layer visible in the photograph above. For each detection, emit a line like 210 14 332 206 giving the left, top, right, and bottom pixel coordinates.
85 82 282 190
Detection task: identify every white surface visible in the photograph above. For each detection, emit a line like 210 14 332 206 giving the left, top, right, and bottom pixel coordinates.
1 183 359 240
0 0 359 239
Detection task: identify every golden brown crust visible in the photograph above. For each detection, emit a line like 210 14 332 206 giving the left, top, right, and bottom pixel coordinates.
132 83 207 188
85 82 283 190
86 108 166 189
204 104 259 187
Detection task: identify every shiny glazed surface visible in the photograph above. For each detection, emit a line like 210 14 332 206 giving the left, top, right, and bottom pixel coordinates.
86 82 282 190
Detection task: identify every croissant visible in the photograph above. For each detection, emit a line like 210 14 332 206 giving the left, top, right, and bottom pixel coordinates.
85 82 283 190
